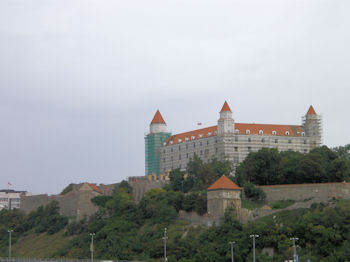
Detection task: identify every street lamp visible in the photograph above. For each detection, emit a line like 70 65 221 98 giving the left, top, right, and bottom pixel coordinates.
162 228 168 262
249 234 259 262
229 241 235 262
290 237 299 262
8 229 13 262
89 233 95 262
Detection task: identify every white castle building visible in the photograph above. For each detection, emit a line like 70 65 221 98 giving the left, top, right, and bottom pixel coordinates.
145 101 322 177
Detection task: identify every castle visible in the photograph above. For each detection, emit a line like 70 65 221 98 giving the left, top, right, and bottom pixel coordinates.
145 101 322 177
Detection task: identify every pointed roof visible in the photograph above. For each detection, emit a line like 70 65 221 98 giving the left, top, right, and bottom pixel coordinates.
151 110 166 124
306 105 317 115
220 101 232 112
208 175 241 191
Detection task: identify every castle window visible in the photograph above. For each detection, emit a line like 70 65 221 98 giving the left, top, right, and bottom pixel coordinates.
248 138 251 142
234 156 239 163
246 130 250 135
186 144 188 149
248 147 251 152
207 140 209 145
304 139 307 144
272 130 277 135
215 148 218 153
275 139 278 143
205 149 209 155
171 156 173 161
288 139 292 144
200 142 202 146
171 148 173 152
285 131 290 136
200 150 203 155
234 147 238 151
235 129 239 134
261 138 265 143
259 130 263 135
215 139 218 143
301 132 305 136
235 137 238 142
179 155 181 160
163 158 165 162
193 142 196 148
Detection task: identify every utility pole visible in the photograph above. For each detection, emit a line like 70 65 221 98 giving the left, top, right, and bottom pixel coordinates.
249 234 259 262
229 241 235 262
290 237 299 262
8 229 13 262
162 228 168 262
89 233 95 262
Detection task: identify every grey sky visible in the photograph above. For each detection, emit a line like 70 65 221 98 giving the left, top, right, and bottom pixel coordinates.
1 0 349 194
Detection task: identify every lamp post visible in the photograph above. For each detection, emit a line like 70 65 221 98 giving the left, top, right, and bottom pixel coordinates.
290 237 299 262
89 233 95 262
229 241 235 262
8 229 13 262
162 228 168 262
249 234 259 262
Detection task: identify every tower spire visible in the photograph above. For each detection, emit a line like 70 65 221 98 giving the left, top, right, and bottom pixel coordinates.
306 105 317 115
151 110 166 124
220 101 232 112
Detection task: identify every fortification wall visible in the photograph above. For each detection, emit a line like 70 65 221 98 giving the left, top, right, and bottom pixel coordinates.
257 182 350 204
129 179 169 202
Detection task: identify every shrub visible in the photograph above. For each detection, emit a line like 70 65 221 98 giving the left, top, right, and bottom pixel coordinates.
244 182 266 201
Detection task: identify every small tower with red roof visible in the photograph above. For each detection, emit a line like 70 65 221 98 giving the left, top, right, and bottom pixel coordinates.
207 175 242 217
145 110 171 177
217 101 235 135
303 105 322 148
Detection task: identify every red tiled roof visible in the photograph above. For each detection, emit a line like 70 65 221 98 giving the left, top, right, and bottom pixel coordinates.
165 125 217 145
208 175 241 190
164 123 303 145
151 110 166 124
89 184 102 194
306 105 317 115
220 101 232 112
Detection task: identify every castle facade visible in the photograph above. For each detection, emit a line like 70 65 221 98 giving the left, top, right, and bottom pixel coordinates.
145 101 322 177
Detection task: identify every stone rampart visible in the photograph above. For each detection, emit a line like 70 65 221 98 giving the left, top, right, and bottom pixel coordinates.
257 182 350 204
129 179 169 202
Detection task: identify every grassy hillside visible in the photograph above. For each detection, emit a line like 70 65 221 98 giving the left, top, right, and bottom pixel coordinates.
12 230 72 258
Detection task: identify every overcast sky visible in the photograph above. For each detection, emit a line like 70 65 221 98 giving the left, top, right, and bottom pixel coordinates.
1 0 349 194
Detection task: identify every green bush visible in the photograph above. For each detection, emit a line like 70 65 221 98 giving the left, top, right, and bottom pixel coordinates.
244 182 266 201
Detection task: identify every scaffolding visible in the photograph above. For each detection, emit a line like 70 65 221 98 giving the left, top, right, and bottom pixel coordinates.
145 132 171 176
302 114 322 147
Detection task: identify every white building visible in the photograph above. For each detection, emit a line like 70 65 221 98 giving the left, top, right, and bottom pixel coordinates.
145 101 322 176
0 190 32 210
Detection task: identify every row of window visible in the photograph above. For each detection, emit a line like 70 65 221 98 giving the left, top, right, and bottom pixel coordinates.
165 138 308 154
166 130 307 145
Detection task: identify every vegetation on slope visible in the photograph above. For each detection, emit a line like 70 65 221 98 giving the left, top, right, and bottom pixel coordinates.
1 145 349 261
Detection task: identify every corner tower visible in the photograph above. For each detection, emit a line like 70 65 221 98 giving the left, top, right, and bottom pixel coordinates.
145 110 171 176
217 101 235 135
303 105 322 148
